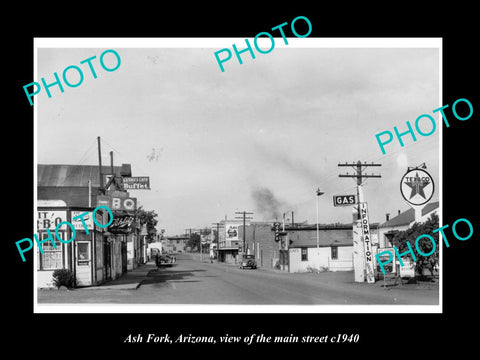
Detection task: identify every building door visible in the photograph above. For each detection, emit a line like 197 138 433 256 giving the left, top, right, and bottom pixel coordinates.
121 241 128 274
104 240 111 281
76 241 92 286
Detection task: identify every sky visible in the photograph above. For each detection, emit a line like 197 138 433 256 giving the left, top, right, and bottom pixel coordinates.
36 39 440 235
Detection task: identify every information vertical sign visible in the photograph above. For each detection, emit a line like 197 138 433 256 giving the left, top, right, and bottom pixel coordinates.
359 202 375 283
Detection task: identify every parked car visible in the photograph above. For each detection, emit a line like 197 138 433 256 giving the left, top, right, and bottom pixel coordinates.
156 253 176 267
240 254 257 269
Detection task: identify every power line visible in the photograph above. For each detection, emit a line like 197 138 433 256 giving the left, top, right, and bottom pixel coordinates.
234 211 254 254
338 161 382 186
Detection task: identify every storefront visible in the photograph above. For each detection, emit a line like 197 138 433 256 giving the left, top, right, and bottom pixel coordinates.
107 212 135 274
36 204 106 288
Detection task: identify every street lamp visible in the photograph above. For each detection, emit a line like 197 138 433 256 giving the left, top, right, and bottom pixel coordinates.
316 188 324 249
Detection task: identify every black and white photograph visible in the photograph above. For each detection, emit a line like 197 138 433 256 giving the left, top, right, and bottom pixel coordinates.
7 6 478 355
33 38 441 312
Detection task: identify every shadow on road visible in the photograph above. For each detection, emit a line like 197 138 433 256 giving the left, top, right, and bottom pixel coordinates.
142 268 206 286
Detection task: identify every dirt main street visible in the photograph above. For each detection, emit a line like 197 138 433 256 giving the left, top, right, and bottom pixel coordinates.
37 253 439 308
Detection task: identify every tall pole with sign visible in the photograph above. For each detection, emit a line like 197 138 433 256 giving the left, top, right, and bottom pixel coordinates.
316 188 324 249
400 164 434 224
235 211 254 254
338 161 381 283
212 222 223 263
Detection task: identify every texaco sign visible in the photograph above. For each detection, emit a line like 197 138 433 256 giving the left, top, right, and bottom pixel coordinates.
400 168 434 206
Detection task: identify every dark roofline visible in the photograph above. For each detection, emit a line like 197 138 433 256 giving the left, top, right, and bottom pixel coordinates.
38 163 132 188
379 201 439 228
284 223 379 231
289 243 352 248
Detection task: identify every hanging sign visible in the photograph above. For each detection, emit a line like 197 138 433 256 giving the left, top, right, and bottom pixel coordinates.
122 176 150 190
400 167 434 206
97 195 137 211
109 215 135 234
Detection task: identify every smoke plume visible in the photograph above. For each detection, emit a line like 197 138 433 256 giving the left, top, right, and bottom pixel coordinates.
251 186 287 220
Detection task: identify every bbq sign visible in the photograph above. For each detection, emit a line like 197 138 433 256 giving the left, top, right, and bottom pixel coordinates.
333 195 356 207
400 168 434 206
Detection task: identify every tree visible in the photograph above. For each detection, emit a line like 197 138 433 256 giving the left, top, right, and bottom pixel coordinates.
391 213 439 278
187 233 201 251
200 227 211 236
135 206 158 243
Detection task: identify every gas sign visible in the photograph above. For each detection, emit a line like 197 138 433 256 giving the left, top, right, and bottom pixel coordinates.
333 195 356 206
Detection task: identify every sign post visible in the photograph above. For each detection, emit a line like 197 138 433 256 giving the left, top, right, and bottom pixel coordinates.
352 209 365 283
359 202 375 283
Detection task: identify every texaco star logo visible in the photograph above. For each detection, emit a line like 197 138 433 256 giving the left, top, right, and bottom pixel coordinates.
400 168 434 206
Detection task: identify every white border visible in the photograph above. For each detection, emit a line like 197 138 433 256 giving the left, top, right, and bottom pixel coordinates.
33 37 442 314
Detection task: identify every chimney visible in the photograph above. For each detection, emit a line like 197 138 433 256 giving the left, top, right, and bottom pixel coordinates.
386 213 390 221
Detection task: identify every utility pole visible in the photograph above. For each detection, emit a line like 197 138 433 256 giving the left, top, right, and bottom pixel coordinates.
316 188 324 249
97 136 104 194
235 211 253 255
110 151 114 176
212 222 223 263
338 161 381 206
185 228 194 253
338 161 381 284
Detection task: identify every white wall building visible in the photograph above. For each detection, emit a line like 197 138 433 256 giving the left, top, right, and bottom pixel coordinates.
378 202 439 248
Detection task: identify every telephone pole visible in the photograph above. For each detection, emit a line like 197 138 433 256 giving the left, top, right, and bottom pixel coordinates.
338 161 381 208
185 228 194 252
212 222 223 263
97 136 104 194
338 161 381 284
235 211 254 255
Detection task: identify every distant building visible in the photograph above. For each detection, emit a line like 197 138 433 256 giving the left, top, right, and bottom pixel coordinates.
163 235 189 253
378 201 439 248
238 222 379 273
218 220 243 263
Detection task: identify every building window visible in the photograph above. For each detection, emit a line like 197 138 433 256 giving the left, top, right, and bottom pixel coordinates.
301 247 308 261
78 243 90 261
39 232 63 270
331 246 338 260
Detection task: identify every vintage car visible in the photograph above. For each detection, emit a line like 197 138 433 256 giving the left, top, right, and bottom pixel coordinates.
240 254 257 269
155 253 176 267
